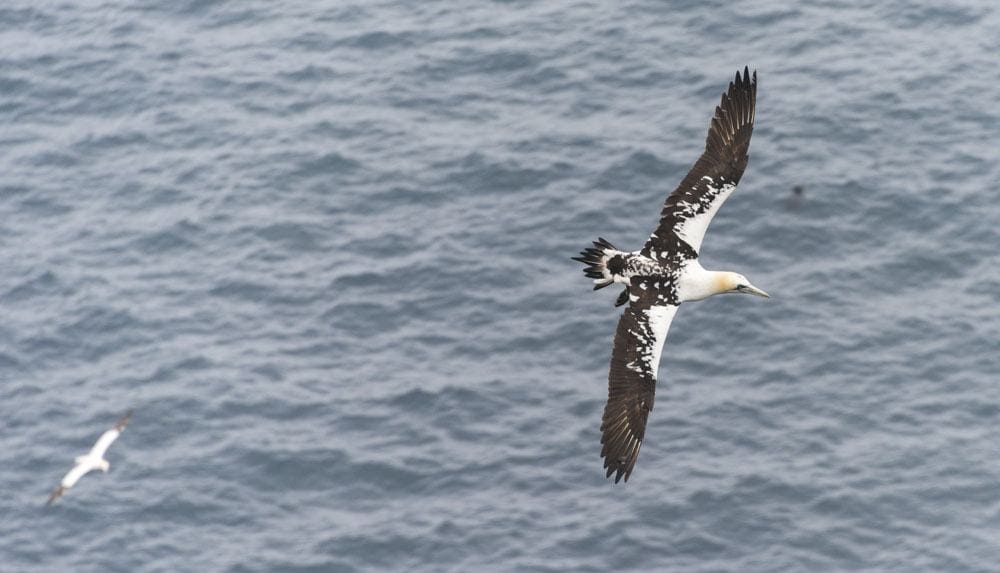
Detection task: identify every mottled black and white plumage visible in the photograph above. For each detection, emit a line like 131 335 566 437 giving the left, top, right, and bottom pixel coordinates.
574 67 769 483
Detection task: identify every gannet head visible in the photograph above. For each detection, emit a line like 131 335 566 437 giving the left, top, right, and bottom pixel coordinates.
717 272 769 298
99 460 110 472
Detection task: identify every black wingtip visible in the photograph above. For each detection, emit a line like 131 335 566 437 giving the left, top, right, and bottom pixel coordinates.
46 486 64 506
115 409 133 430
731 66 755 92
603 463 628 484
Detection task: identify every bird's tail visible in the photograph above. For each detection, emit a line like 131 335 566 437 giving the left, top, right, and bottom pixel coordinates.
572 238 620 290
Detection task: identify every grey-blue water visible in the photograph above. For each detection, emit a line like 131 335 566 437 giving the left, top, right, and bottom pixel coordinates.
2 1 999 571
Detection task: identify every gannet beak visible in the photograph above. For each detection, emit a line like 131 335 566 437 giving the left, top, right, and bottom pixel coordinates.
742 283 770 298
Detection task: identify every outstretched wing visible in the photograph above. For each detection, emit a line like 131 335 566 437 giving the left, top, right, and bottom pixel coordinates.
87 410 131 459
600 302 678 483
642 67 756 257
87 428 121 459
46 460 96 505
60 461 91 489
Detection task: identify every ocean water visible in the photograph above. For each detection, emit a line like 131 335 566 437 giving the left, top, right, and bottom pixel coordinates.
2 1 999 571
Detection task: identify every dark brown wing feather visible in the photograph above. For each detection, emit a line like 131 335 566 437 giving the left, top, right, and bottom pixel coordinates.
600 303 675 483
46 486 65 506
642 67 756 256
114 409 133 432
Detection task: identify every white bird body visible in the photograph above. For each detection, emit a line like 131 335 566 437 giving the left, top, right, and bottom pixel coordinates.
48 411 131 505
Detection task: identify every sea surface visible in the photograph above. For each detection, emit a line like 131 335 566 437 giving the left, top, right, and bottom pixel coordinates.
2 1 999 571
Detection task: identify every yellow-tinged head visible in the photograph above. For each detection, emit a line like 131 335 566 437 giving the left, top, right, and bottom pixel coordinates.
715 272 770 298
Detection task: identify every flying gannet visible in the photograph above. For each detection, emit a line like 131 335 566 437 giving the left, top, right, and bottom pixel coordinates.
573 67 768 483
47 410 132 505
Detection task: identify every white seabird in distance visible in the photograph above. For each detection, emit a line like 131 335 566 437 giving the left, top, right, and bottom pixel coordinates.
47 410 132 505
574 67 768 483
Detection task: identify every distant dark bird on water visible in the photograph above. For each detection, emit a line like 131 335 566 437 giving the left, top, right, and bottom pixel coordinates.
47 410 132 505
787 185 805 209
573 67 769 483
